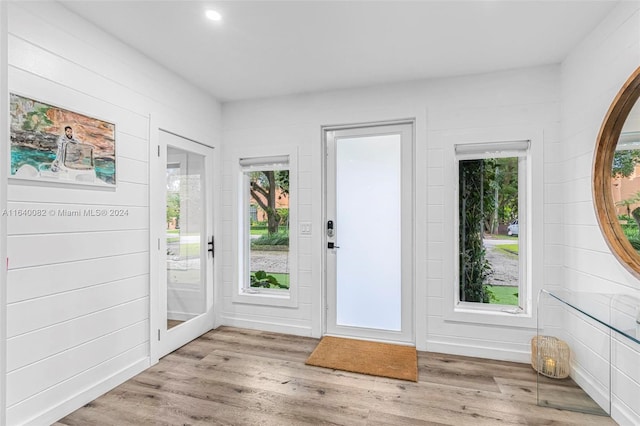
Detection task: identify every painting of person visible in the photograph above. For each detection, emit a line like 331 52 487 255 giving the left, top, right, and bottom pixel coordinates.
51 125 79 172
10 93 116 186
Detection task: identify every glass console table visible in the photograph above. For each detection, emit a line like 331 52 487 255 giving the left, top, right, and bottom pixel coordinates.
537 289 640 416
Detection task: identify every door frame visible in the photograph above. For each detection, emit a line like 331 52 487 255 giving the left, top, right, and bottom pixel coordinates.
150 129 216 362
321 119 415 344
0 2 7 423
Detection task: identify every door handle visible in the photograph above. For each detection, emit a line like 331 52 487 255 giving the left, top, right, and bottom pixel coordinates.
327 220 334 237
208 236 214 257
328 242 340 249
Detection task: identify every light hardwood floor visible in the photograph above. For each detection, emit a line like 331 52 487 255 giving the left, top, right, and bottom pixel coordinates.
55 327 615 425
167 319 184 330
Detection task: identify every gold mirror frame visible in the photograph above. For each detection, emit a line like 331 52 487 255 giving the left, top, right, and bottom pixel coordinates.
593 66 640 278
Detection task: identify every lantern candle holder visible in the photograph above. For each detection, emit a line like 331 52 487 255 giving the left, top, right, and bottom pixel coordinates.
531 335 570 379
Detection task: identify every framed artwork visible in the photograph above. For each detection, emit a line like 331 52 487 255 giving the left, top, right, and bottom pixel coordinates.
9 93 116 187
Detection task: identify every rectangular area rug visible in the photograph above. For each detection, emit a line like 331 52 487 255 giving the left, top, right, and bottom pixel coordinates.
305 336 418 382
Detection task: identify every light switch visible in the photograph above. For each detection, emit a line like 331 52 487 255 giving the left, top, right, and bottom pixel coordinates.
300 222 312 235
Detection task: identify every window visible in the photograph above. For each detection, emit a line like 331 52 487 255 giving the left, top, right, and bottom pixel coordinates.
249 204 258 223
456 141 529 313
238 155 293 299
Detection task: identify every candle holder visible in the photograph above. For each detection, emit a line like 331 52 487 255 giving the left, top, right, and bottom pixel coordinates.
531 335 570 379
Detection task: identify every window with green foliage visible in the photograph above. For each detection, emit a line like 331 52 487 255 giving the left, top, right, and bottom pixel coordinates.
456 141 529 310
240 156 290 294
612 134 640 252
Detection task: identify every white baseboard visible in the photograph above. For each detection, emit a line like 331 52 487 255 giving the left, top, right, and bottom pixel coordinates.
612 395 640 426
542 363 640 425
22 358 149 426
570 362 610 415
426 338 530 363
572 369 640 425
220 315 313 338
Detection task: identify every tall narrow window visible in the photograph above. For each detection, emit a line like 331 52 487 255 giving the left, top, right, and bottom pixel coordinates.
456 141 529 311
239 156 290 294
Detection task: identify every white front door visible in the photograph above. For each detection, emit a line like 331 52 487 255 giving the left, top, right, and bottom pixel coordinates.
324 122 414 343
155 130 215 358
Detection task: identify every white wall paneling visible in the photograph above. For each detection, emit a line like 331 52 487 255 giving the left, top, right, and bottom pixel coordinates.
6 204 148 235
7 66 149 140
7 276 148 338
8 180 147 207
7 321 148 407
7 345 148 426
560 2 640 424
7 297 148 372
7 230 148 270
221 65 558 356
563 311 612 411
5 1 221 424
611 337 640 421
7 252 148 303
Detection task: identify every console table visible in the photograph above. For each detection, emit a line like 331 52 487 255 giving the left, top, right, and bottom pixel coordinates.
536 289 640 416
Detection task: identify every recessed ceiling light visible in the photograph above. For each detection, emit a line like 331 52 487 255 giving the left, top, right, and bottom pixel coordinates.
206 9 222 22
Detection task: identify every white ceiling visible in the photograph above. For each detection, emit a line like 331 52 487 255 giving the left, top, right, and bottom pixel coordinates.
60 0 618 103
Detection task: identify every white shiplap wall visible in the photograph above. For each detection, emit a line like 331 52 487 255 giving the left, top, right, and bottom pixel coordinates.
560 2 640 424
221 65 559 358
5 2 220 425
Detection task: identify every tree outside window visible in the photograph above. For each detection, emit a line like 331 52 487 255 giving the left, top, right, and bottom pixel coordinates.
458 155 523 307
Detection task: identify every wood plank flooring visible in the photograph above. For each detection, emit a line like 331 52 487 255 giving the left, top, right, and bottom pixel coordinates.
55 327 616 425
167 319 184 330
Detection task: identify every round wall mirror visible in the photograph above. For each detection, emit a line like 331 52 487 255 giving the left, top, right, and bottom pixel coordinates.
593 66 640 278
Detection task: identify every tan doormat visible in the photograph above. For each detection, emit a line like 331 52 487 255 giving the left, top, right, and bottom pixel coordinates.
305 336 418 382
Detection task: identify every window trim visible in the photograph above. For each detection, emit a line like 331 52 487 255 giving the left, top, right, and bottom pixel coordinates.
231 146 298 308
443 131 541 329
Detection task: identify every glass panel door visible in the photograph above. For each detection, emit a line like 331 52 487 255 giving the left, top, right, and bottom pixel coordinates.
156 130 214 359
336 135 402 330
325 123 413 343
